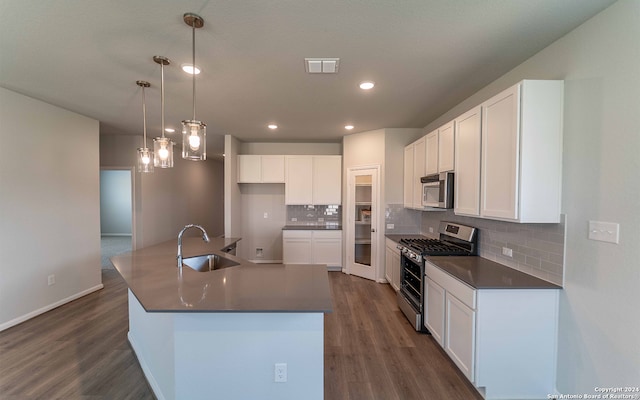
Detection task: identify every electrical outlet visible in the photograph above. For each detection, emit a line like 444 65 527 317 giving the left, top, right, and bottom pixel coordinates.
588 220 620 244
263 212 268 219
291 218 297 222
274 363 287 382
386 223 394 230
502 247 513 257
429 227 434 233
256 248 263 258
48 274 55 286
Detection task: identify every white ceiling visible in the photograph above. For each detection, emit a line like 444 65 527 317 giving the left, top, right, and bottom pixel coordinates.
0 0 615 155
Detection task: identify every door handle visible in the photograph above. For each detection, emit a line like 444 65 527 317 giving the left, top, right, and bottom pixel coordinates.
371 228 376 233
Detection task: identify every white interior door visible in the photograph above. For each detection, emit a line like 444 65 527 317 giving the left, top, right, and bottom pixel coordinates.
346 166 379 281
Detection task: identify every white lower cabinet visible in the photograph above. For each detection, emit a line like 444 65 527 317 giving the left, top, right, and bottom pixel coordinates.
282 230 312 264
444 292 476 381
425 261 559 400
311 231 342 268
424 277 445 346
384 239 401 291
283 230 342 269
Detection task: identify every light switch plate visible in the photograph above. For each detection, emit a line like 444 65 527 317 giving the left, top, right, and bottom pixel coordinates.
588 220 619 244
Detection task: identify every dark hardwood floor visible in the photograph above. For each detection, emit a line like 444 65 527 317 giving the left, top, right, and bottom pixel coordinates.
0 270 154 400
0 269 482 400
325 272 482 400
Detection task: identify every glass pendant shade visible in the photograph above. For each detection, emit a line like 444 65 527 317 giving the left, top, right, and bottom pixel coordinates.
153 137 174 168
137 147 154 173
136 80 154 173
181 120 206 160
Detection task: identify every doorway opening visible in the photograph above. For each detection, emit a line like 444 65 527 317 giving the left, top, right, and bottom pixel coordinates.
99 168 134 269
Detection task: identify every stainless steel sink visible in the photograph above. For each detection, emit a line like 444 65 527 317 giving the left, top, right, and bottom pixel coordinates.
182 254 240 272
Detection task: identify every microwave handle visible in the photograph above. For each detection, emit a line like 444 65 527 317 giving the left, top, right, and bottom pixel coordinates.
423 181 440 187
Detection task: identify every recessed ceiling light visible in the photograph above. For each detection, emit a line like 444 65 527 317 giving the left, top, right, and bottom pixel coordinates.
181 64 201 75
164 128 175 133
268 124 278 130
359 81 375 90
345 125 354 130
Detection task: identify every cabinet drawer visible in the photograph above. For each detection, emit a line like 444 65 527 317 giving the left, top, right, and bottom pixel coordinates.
313 230 342 239
425 262 476 309
282 230 313 239
385 238 400 255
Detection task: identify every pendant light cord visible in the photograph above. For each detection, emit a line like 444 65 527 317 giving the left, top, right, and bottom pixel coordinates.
161 62 166 138
142 85 147 145
192 23 196 121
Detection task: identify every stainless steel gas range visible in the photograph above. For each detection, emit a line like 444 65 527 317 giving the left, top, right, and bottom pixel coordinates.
396 222 478 331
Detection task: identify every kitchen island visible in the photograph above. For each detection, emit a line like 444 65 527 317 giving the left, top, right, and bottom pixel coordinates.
111 237 332 400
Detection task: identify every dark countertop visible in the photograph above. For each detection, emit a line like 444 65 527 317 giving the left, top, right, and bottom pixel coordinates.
111 237 333 313
426 256 562 289
283 224 342 230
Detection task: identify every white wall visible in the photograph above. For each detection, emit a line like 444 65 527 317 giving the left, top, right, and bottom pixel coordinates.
101 135 225 248
239 184 286 261
99 170 132 235
0 87 103 330
421 0 640 392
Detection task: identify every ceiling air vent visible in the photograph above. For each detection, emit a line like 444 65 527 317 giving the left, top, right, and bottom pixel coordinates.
304 58 339 73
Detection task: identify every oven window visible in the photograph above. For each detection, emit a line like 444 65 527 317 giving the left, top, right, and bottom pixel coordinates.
401 256 423 310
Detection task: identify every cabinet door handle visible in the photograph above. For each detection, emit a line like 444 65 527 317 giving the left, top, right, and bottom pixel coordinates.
371 228 376 233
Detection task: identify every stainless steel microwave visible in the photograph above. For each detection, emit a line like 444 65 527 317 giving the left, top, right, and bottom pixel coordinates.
421 172 454 209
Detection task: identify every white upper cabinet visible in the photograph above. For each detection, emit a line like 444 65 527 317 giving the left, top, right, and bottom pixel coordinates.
425 121 454 175
454 106 482 217
480 80 563 222
412 137 426 208
438 121 455 172
404 137 427 209
285 155 342 205
403 144 415 208
261 155 286 183
237 155 285 183
237 155 262 183
453 80 563 223
425 130 439 175
312 156 342 205
285 156 314 204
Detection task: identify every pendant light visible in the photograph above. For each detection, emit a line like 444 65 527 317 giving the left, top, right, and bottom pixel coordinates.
153 55 174 168
136 80 154 173
181 13 206 161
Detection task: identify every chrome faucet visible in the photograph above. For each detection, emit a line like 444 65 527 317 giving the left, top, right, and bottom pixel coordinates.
177 224 210 268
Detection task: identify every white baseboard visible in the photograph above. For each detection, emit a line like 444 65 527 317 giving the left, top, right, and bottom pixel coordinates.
327 266 342 271
128 332 166 400
101 233 132 237
0 284 104 332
